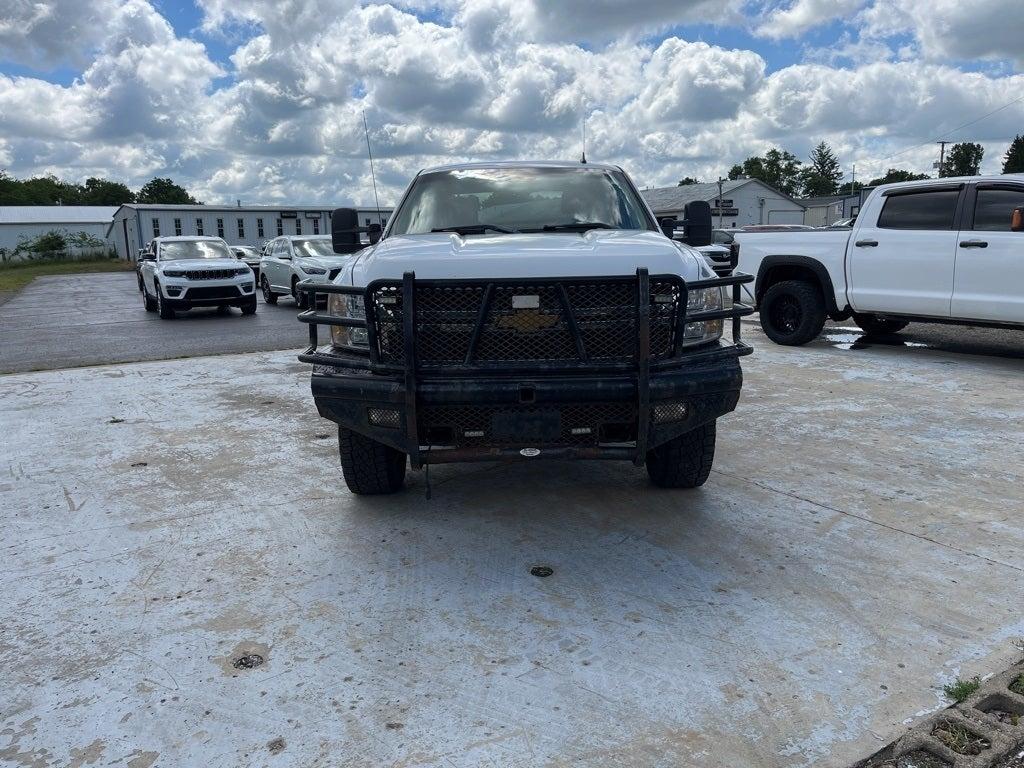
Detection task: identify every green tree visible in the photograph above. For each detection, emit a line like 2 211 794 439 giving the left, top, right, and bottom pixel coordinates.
137 177 200 205
81 177 135 205
15 175 82 205
866 168 930 187
677 176 700 186
800 141 843 197
941 142 984 177
1002 134 1024 174
728 148 802 196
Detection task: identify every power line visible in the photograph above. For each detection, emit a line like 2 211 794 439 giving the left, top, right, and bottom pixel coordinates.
877 93 1024 165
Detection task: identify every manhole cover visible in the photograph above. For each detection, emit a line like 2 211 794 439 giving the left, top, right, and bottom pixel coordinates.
530 566 553 578
232 654 265 670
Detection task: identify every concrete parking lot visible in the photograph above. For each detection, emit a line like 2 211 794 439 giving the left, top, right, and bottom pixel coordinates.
0 272 307 374
2 324 1022 767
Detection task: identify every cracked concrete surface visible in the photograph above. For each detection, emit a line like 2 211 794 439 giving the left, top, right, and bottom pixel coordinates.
1 330 1022 767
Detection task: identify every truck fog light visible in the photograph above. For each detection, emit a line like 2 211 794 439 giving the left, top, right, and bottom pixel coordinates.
367 408 400 428
570 427 592 435
653 402 688 424
166 286 182 296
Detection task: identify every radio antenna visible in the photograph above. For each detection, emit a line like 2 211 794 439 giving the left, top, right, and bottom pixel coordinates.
580 111 587 164
362 110 384 227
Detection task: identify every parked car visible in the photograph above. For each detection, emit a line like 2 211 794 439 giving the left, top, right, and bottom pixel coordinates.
735 175 1024 345
138 236 257 319
295 161 753 495
259 235 356 308
231 245 262 282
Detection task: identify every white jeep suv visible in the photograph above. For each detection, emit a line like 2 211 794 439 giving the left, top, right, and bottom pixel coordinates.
259 235 355 308
139 236 257 319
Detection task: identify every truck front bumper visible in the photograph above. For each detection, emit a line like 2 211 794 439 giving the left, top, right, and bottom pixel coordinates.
310 348 744 466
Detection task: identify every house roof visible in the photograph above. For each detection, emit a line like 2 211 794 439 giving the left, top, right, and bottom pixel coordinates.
640 178 805 213
0 206 119 225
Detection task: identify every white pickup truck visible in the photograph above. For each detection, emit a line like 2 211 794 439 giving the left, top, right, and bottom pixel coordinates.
295 161 754 495
736 175 1024 345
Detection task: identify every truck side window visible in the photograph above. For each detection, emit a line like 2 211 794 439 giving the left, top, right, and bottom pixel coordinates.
876 190 959 230
972 187 1024 231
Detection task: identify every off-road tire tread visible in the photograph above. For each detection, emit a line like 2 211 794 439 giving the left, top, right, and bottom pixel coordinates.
760 279 826 346
338 427 406 495
646 421 716 488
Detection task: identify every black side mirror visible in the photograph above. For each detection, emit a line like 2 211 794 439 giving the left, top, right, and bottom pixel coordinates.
367 222 382 245
679 201 713 247
1012 207 1024 232
658 216 677 239
331 207 363 254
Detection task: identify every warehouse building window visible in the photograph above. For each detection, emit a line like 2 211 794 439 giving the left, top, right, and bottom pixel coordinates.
173 218 182 236
312 218 320 234
257 218 264 238
276 218 283 236
152 218 160 237
216 218 224 238
295 218 302 235
196 218 204 236
237 218 245 239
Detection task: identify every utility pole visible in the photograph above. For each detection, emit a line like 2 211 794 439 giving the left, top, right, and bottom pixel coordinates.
936 141 950 176
717 177 724 229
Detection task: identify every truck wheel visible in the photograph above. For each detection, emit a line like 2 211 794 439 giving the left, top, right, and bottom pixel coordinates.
292 277 308 310
759 280 825 346
853 313 908 336
155 282 175 319
261 275 278 305
338 427 406 495
141 283 157 312
646 421 716 489
241 297 257 315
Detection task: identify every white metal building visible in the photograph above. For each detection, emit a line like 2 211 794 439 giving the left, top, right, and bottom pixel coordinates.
641 178 805 227
0 206 118 258
107 204 394 260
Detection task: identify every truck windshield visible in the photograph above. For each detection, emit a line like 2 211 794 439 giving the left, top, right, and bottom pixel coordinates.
389 166 653 235
293 239 335 258
159 241 233 260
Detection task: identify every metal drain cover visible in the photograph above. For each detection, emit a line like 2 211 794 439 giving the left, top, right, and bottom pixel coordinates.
530 566 553 578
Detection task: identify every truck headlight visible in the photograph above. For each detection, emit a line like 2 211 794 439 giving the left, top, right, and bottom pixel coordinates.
682 286 724 347
302 266 327 275
327 293 368 347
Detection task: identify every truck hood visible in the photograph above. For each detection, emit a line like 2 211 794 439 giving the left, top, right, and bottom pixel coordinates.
348 230 707 284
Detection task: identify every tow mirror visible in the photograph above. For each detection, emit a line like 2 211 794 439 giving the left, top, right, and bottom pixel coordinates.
367 222 383 245
658 216 677 239
679 201 713 248
1012 206 1024 232
331 207 362 254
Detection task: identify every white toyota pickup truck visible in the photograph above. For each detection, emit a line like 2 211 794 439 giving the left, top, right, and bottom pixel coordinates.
296 161 754 495
736 175 1024 345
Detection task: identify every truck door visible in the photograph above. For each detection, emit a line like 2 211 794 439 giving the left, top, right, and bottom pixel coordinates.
848 185 963 317
951 182 1024 323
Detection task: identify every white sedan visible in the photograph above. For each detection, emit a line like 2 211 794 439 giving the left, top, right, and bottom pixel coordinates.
258 235 357 308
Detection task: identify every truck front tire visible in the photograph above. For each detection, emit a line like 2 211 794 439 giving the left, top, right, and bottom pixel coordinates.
646 421 716 489
155 282 175 319
759 280 825 346
338 427 407 495
853 313 909 336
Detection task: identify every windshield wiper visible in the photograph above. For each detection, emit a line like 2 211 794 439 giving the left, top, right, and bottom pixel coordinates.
431 224 516 234
539 222 614 232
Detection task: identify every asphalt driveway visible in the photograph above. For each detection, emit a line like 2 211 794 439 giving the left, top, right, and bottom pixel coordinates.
0 271 308 373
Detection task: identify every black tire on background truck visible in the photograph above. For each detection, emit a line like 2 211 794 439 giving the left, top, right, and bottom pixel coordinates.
646 421 716 488
338 426 407 494
852 313 909 336
759 279 826 346
261 275 279 304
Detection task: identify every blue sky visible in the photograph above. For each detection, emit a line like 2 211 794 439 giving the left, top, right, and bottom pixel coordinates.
0 0 1020 203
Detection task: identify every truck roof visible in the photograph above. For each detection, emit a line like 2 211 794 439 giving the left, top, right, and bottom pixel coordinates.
419 160 622 174
872 173 1024 194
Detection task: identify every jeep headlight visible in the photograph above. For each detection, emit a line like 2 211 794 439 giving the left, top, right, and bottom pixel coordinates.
302 266 327 275
327 293 367 347
682 286 724 347
234 267 250 275
163 270 185 278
